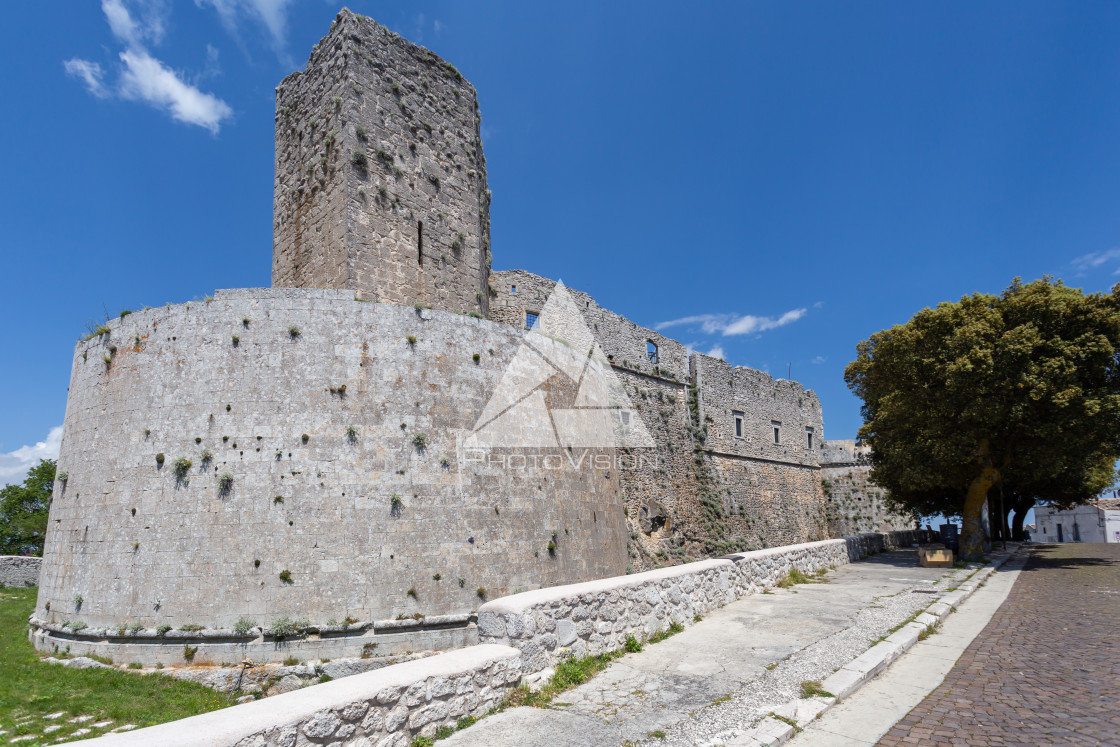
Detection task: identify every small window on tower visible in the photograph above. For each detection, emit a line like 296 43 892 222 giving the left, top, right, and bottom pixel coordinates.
417 221 424 267
647 341 659 364
511 285 517 294
805 427 814 449
772 420 782 444
525 312 539 330
733 411 744 439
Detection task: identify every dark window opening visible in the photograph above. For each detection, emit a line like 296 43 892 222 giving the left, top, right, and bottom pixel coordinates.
806 427 814 449
511 285 517 294
772 420 781 444
417 221 424 267
733 411 744 438
525 311 539 330
647 341 659 364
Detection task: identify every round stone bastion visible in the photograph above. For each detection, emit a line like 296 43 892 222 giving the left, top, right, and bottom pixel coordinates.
32 288 627 664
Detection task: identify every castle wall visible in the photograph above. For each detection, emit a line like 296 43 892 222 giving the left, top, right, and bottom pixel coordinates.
38 288 625 635
0 556 40 587
691 355 829 549
489 270 830 562
274 10 490 315
820 440 915 536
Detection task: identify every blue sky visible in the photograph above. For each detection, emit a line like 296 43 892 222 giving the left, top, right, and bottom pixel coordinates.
2 1 1120 488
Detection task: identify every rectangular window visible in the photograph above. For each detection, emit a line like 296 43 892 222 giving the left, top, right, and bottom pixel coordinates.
511 285 517 294
620 410 631 426
733 411 744 438
647 341 659 364
772 420 781 444
525 311 539 330
806 427 814 449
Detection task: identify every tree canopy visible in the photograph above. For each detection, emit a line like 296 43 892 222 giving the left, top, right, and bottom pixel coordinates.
844 278 1120 557
0 459 55 557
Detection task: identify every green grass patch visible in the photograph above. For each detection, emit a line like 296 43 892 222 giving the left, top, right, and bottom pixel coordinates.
799 680 834 699
647 621 685 645
501 649 625 709
0 587 227 743
777 567 811 588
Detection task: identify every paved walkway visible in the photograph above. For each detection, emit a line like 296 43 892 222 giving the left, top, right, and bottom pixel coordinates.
790 550 1028 746
875 543 1120 747
443 550 979 747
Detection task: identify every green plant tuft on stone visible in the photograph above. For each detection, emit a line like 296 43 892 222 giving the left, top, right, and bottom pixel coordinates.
172 457 192 480
279 569 293 584
234 617 256 635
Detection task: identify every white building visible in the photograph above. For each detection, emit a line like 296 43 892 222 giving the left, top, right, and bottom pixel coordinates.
1034 498 1120 543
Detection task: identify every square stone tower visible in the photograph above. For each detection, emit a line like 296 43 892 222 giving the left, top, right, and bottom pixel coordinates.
272 9 491 315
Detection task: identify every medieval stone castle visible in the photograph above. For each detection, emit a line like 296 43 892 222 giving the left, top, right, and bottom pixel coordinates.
32 9 910 664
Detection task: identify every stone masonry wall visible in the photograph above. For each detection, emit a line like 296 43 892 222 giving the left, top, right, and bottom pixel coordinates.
0 556 41 587
491 269 830 564
38 288 626 646
821 440 915 536
477 530 931 672
77 644 522 747
274 9 490 316
692 354 829 550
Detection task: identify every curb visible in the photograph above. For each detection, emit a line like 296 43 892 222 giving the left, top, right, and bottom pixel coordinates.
725 545 1024 746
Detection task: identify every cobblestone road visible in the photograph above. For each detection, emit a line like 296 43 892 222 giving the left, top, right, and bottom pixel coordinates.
878 543 1120 746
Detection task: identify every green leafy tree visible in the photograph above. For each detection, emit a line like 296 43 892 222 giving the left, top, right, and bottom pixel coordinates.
0 459 56 556
845 278 1120 558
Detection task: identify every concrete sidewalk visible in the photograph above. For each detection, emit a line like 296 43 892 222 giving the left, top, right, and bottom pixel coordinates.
788 551 1028 746
443 549 986 747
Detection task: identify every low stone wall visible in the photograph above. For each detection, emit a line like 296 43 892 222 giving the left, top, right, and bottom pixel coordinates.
69 530 931 746
477 530 930 671
79 644 521 747
0 556 40 587
29 617 476 668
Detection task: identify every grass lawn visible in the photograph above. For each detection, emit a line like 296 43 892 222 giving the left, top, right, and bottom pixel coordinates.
0 587 228 744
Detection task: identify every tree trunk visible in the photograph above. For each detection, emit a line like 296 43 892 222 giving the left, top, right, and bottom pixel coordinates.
1011 497 1034 541
961 441 1000 559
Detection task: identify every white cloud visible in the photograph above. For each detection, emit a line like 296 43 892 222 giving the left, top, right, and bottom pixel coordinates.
197 0 294 56
812 355 825 365
119 49 233 133
65 0 233 134
706 345 725 360
1072 248 1120 276
656 307 809 337
64 59 108 97
0 427 63 486
434 19 445 35
103 0 168 46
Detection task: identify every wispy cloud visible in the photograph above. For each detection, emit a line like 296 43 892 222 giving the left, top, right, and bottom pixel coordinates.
118 49 232 133
65 0 233 134
0 427 62 486
64 59 108 97
656 308 808 337
1072 248 1120 276
812 355 825 365
197 0 295 60
706 345 725 360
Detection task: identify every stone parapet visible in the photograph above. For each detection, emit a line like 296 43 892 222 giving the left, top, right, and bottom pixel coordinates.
0 555 40 587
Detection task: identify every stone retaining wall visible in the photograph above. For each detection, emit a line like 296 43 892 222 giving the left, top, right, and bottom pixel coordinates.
79 644 521 747
477 530 930 671
0 555 40 587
